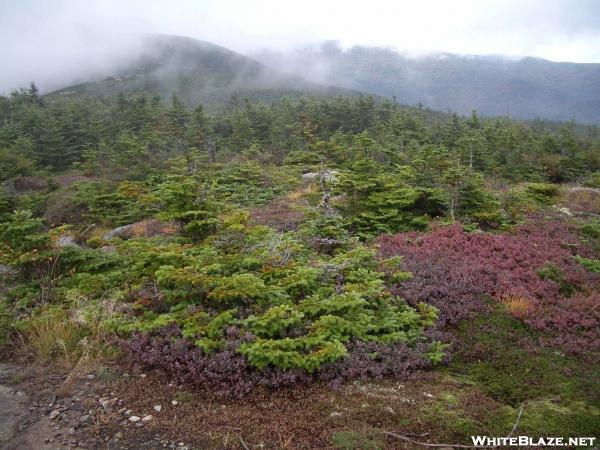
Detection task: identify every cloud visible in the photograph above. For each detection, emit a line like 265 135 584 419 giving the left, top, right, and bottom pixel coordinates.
1 0 599 92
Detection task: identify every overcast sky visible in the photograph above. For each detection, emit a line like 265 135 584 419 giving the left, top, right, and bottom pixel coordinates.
2 0 600 92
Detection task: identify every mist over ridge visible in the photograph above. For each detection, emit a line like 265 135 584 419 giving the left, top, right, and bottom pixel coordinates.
251 41 600 123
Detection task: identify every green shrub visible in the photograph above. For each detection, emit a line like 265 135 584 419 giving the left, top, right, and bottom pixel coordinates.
0 301 13 349
112 222 441 372
582 172 600 188
525 183 560 203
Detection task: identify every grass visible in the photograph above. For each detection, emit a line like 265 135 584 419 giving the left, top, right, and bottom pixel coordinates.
15 305 116 371
501 296 532 320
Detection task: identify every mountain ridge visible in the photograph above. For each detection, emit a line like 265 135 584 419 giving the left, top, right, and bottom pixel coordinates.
253 43 600 123
48 34 360 109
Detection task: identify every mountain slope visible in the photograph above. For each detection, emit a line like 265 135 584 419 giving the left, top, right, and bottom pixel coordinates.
48 35 356 108
254 44 600 123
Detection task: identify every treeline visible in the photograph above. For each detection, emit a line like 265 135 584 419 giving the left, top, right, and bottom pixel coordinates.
1 83 599 180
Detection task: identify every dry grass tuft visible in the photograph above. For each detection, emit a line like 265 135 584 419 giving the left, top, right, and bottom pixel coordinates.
502 296 533 320
16 304 117 383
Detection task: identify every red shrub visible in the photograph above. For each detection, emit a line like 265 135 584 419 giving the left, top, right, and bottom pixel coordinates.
377 216 600 357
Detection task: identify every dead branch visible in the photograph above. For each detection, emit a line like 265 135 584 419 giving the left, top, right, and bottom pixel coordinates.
238 434 250 450
384 403 524 449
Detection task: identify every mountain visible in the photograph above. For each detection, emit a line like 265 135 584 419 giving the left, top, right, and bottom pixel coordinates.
254 43 600 124
48 35 356 108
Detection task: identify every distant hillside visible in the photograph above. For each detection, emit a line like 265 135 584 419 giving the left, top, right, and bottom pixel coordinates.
254 43 600 124
48 35 356 108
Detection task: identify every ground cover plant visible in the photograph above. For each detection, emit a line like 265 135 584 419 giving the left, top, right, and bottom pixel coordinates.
378 217 600 358
1 88 599 447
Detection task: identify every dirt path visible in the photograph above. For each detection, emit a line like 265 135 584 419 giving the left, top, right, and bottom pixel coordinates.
0 362 195 450
0 363 70 450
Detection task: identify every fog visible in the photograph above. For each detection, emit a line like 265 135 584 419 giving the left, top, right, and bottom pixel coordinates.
1 0 600 93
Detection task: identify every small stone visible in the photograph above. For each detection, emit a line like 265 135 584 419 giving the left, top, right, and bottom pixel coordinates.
139 373 147 378
79 414 91 423
128 416 141 422
153 405 162 412
85 374 95 380
141 414 153 422
118 407 127 414
171 400 178 406
124 409 133 416
49 409 61 420
329 412 343 418
114 432 123 440
68 427 76 436
384 406 395 414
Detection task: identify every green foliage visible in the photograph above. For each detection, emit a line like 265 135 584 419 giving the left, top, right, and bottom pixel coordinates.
537 261 563 282
0 301 13 349
0 147 36 182
537 261 576 295
103 219 439 372
3 87 598 386
580 220 600 240
0 210 52 269
336 162 445 238
583 172 600 188
574 256 600 273
525 182 560 204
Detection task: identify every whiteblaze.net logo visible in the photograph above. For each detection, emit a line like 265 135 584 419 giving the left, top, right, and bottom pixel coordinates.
471 436 597 447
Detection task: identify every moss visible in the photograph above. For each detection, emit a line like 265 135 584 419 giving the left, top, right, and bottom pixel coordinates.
449 310 596 405
332 431 383 450
517 399 600 437
443 309 600 438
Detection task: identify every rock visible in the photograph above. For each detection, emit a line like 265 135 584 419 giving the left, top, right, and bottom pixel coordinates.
85 374 95 380
128 416 141 422
117 407 127 414
113 431 123 440
139 373 147 378
124 409 132 416
383 406 395 414
0 264 17 276
141 414 153 422
153 405 162 412
49 409 61 420
99 396 117 409
56 234 79 248
79 414 90 423
329 412 343 418
556 206 573 217
68 427 76 436
171 400 178 406
103 220 180 241
301 170 338 183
